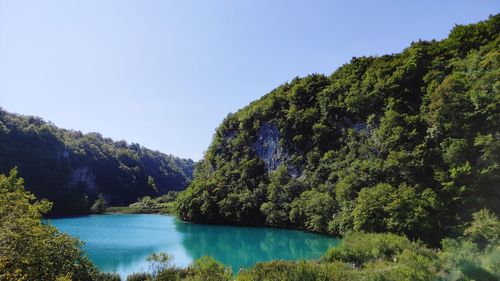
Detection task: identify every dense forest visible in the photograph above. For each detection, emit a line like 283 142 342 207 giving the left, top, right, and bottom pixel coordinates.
0 109 194 215
178 15 500 245
2 168 499 281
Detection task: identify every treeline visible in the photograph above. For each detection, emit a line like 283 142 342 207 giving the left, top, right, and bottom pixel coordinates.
0 109 194 215
178 15 500 245
2 169 498 281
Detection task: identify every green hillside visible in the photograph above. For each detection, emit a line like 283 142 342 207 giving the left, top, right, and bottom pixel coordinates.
178 15 500 245
0 109 194 215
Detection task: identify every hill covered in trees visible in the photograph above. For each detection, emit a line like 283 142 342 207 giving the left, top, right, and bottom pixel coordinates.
0 109 195 215
178 15 500 245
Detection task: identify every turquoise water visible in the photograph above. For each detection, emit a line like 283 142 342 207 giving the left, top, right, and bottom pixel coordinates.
50 214 340 278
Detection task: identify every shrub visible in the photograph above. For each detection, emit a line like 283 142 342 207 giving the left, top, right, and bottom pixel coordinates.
127 272 153 281
0 169 98 281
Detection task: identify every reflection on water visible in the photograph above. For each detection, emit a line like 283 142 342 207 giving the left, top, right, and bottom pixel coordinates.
174 220 339 271
50 214 339 278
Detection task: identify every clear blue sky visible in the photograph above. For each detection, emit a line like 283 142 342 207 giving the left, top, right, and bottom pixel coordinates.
0 1 498 160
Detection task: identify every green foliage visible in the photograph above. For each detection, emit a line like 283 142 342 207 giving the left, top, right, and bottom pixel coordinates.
237 260 353 281
126 273 153 281
352 183 438 240
110 191 182 214
261 165 306 226
323 232 435 267
0 169 99 281
463 209 500 249
148 176 159 194
178 15 500 244
289 190 335 232
436 238 499 281
0 109 195 216
91 193 108 214
186 256 232 281
125 254 232 281
352 183 394 232
147 253 174 278
95 272 121 281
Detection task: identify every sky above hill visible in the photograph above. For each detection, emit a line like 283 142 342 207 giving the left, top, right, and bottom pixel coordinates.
0 0 498 160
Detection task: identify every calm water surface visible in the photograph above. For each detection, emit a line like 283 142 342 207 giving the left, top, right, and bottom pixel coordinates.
50 214 339 278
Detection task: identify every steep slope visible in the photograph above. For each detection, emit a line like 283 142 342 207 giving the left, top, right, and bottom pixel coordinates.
178 15 500 244
0 109 195 215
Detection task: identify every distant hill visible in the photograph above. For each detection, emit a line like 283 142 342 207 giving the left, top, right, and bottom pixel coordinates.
0 108 195 215
178 15 499 244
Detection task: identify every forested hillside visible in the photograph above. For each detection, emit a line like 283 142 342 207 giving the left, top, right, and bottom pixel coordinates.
178 15 500 244
0 109 194 215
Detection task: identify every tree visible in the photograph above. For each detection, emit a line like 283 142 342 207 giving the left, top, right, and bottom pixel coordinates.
148 176 158 194
463 209 500 249
91 193 108 214
188 256 232 281
352 183 393 232
289 190 336 232
0 169 98 281
384 186 439 240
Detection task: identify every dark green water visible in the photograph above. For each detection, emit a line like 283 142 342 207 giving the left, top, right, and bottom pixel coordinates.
50 214 339 278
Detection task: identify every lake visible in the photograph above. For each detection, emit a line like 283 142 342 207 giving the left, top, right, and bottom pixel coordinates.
50 214 340 278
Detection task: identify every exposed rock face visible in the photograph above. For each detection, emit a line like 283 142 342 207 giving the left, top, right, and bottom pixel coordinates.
69 167 97 192
253 123 288 171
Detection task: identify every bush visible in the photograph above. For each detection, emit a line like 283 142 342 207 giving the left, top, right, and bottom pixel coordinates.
323 232 432 266
463 209 500 249
91 193 108 214
186 256 232 281
237 260 353 281
96 272 121 281
127 272 153 281
435 209 500 280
